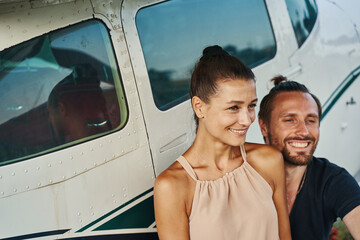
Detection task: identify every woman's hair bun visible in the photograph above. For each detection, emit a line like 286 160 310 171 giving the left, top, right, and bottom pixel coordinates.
271 75 288 86
201 45 229 60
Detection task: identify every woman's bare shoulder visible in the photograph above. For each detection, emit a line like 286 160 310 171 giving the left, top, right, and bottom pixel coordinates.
154 158 196 219
245 142 283 166
154 159 193 197
244 143 285 189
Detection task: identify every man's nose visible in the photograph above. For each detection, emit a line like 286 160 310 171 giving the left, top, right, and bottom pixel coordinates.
295 121 310 136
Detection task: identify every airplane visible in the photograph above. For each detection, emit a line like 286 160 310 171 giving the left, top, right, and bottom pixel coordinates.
0 0 359 239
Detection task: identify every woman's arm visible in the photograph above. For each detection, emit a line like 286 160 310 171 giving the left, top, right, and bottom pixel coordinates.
270 150 292 240
154 171 190 240
247 144 292 240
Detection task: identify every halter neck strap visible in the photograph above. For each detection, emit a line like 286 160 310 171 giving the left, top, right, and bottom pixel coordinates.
240 145 247 163
177 156 198 181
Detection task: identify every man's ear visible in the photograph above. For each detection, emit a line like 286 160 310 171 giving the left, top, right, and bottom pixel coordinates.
58 102 67 117
192 96 206 119
258 118 269 138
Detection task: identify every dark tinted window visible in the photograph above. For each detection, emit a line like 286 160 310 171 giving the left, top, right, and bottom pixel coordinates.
0 20 127 165
136 0 276 110
285 0 318 47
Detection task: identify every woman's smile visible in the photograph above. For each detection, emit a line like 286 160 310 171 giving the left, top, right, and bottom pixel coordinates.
228 128 247 136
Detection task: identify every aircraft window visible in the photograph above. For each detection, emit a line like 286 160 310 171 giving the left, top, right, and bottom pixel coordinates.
0 19 127 165
136 0 276 110
285 0 318 47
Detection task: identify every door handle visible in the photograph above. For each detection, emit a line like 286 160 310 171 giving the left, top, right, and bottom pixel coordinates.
346 97 356 105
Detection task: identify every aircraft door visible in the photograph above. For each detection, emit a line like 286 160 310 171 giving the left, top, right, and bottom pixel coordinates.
0 2 157 238
284 0 360 173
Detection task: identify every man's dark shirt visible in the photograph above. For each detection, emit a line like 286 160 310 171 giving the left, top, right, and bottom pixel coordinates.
290 157 360 239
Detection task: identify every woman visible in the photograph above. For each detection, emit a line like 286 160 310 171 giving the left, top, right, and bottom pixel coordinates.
154 46 291 239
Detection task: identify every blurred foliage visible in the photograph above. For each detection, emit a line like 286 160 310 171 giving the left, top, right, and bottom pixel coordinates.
330 218 353 240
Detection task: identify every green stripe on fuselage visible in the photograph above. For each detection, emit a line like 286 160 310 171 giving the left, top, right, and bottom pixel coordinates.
76 188 154 232
94 195 155 230
321 66 360 120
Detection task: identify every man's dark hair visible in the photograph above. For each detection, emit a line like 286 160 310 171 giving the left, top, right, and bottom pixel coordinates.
258 75 322 127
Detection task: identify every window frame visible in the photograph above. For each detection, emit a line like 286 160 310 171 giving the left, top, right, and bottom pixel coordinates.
135 0 277 111
284 0 318 48
0 18 128 166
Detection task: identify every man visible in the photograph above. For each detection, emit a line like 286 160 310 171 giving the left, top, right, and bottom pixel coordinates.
258 75 360 239
47 67 112 145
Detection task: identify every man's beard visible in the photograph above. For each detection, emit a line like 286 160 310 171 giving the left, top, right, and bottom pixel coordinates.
268 134 317 166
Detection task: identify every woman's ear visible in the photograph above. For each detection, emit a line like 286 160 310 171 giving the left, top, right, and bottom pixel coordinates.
192 96 205 119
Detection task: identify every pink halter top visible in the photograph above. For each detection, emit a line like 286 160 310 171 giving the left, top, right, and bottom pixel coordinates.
177 145 279 239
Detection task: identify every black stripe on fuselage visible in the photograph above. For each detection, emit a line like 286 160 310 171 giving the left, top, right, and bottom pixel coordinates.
1 229 70 240
61 232 159 240
2 231 159 240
